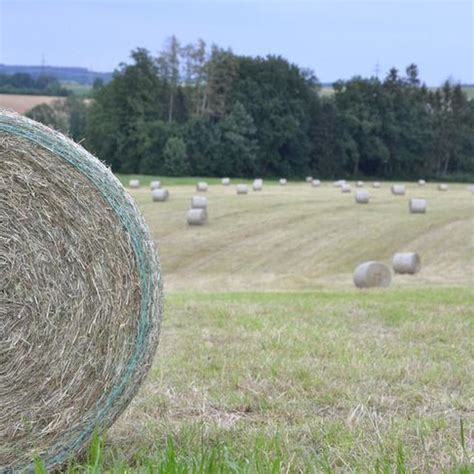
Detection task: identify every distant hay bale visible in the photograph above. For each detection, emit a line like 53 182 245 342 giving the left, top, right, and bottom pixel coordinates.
334 180 346 188
356 180 364 187
0 110 162 472
391 184 406 195
372 182 381 188
222 177 230 185
438 183 448 191
187 208 207 225
353 261 392 288
306 176 313 182
409 198 426 213
418 179 426 186
236 184 248 194
129 179 140 189
151 188 169 202
468 185 474 193
196 181 208 192
150 180 161 190
355 190 370 203
392 252 421 274
252 179 263 191
191 195 208 209
312 179 321 187
279 178 287 185
341 183 352 193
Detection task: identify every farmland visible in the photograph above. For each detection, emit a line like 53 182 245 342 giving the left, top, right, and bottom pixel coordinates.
69 178 473 472
0 94 64 114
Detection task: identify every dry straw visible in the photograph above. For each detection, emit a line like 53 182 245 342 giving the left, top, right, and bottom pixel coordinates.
392 252 421 274
0 110 163 472
353 261 392 288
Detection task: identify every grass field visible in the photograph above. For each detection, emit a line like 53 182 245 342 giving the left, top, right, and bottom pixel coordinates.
73 179 473 471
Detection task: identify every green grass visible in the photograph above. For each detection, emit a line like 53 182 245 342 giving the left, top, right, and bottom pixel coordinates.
60 81 93 97
45 178 474 471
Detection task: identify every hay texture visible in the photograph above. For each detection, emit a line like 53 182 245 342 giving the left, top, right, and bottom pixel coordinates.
150 180 161 190
355 190 370 203
311 179 321 187
221 177 230 185
129 179 140 189
236 184 248 194
187 208 207 225
409 198 426 214
0 110 163 472
391 184 406 195
353 261 392 288
152 188 169 202
191 195 208 209
196 181 208 192
392 252 421 274
252 179 263 191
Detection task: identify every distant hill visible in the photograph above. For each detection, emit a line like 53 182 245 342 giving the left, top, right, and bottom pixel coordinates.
0 64 112 85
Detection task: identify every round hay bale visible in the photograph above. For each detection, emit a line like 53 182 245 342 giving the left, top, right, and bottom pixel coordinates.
438 183 448 191
152 188 169 202
236 184 248 194
0 110 162 472
372 182 381 188
392 252 421 274
409 198 426 213
391 184 406 195
356 180 364 187
191 195 208 209
311 179 321 187
353 261 392 288
187 208 207 225
418 179 426 186
279 178 287 185
150 180 161 190
129 179 140 189
468 185 474 193
355 190 370 203
341 183 352 193
334 179 346 188
305 176 313 182
196 181 208 192
221 177 230 185
252 179 263 191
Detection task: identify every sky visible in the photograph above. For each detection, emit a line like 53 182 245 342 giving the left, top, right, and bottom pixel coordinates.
0 0 472 86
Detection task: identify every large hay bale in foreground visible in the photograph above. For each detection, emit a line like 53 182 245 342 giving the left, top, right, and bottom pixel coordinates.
392 252 421 274
191 195 208 209
353 261 392 288
409 198 426 213
391 184 406 195
152 188 169 202
187 208 207 225
0 110 163 472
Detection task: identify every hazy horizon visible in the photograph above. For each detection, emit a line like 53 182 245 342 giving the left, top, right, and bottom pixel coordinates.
0 0 472 86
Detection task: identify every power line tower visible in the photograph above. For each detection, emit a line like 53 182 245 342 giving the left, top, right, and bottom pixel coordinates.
374 60 381 79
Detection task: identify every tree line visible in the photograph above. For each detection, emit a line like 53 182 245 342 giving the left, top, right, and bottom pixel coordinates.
27 37 474 179
0 73 69 96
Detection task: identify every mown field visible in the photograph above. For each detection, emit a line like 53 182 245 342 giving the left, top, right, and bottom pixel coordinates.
0 94 64 114
74 179 473 471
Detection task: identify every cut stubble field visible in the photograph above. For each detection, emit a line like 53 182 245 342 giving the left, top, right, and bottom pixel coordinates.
81 180 474 471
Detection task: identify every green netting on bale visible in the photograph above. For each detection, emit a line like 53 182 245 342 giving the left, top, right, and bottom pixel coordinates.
0 110 163 472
